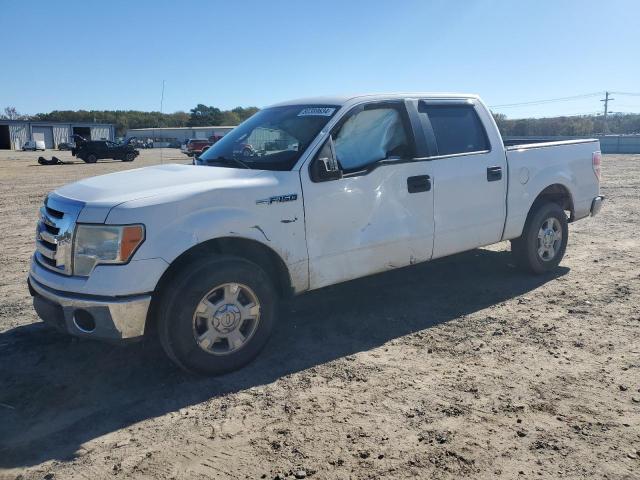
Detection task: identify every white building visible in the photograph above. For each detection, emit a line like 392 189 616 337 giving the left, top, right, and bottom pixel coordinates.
126 126 236 145
0 120 114 150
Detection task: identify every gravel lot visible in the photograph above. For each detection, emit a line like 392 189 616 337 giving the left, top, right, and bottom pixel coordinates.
0 149 638 480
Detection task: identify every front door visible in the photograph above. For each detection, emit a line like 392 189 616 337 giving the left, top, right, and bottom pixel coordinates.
96 141 110 159
301 101 435 290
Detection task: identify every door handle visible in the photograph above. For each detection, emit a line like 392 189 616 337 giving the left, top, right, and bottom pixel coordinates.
407 175 431 193
486 166 502 182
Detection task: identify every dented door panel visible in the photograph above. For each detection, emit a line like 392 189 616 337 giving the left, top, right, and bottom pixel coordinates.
301 162 434 290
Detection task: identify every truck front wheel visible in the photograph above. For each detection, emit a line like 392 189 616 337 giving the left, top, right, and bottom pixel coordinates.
157 255 277 375
511 202 568 274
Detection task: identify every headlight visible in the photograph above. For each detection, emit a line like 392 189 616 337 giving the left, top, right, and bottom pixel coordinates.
73 224 145 276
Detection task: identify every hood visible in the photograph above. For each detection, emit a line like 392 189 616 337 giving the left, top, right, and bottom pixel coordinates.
55 163 270 222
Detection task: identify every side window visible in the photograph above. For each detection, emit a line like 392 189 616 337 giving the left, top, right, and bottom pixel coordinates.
334 106 411 172
419 103 489 156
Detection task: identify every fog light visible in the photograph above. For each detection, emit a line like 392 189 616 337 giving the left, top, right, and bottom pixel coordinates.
73 309 96 332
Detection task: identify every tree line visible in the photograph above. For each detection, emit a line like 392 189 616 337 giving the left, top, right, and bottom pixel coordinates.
492 112 640 137
0 105 259 136
2 105 640 137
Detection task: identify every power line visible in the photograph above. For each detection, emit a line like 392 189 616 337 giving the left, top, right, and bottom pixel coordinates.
489 92 603 109
612 104 640 109
610 91 640 97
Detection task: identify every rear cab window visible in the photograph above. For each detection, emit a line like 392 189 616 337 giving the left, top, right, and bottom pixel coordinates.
418 102 490 156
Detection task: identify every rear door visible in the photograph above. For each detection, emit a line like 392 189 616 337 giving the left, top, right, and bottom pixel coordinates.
416 99 507 258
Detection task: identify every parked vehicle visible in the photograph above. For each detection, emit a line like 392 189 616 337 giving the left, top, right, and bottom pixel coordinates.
181 138 212 157
189 145 212 165
71 136 139 163
22 140 46 151
57 141 75 151
125 138 151 149
232 142 255 158
28 93 604 375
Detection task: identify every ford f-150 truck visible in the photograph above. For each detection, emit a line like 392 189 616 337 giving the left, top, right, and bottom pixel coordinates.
28 93 604 375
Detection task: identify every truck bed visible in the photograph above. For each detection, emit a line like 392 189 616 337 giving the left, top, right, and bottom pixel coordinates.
504 138 598 150
502 138 600 241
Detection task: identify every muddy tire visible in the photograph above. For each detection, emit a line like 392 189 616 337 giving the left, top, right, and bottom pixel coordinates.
84 154 98 164
157 255 277 375
123 152 135 162
511 202 568 274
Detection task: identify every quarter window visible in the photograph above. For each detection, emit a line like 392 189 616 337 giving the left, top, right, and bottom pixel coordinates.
419 103 489 156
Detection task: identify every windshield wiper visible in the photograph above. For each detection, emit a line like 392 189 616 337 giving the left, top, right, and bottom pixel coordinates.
209 156 252 169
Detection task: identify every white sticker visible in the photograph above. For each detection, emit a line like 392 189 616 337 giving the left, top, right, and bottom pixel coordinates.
298 107 335 117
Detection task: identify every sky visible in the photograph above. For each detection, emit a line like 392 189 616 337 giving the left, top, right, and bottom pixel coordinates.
1 0 639 119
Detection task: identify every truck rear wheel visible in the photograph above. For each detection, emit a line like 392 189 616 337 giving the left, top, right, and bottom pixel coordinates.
511 201 568 274
157 255 277 375
85 154 97 164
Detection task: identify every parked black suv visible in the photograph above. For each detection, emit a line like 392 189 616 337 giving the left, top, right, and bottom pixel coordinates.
71 135 139 163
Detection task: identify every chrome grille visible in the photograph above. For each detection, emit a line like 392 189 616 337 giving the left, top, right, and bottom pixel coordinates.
35 194 83 275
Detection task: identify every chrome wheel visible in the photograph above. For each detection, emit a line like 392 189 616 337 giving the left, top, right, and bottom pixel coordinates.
192 282 261 355
537 217 562 261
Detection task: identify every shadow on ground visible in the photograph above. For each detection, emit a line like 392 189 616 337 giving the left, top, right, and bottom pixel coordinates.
0 248 567 468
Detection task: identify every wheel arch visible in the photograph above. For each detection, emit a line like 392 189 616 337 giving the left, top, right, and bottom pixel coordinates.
528 183 575 223
157 236 292 297
146 237 293 333
146 237 293 335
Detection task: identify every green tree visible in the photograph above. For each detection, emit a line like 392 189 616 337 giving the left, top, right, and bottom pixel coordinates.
188 104 223 126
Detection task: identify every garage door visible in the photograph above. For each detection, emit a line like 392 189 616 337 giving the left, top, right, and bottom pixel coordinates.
32 126 54 149
91 126 110 140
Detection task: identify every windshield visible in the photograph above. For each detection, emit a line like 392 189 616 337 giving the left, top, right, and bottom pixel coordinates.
198 105 338 170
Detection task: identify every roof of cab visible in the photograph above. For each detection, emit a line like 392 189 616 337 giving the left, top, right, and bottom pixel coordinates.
267 92 480 108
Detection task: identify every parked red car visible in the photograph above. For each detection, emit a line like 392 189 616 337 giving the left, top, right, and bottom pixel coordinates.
181 139 212 157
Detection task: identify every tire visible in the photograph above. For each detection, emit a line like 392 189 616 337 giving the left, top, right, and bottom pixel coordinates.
157 255 278 375
123 152 135 162
511 201 568 274
85 154 98 164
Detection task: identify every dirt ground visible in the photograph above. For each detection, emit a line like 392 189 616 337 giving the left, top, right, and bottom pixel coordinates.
0 149 638 480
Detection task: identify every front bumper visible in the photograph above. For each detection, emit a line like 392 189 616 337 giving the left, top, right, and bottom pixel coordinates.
28 275 151 341
591 195 605 216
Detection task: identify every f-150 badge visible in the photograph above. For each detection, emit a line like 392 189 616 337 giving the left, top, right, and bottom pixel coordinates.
256 194 298 205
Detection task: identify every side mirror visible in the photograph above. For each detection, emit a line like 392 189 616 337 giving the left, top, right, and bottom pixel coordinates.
311 135 342 182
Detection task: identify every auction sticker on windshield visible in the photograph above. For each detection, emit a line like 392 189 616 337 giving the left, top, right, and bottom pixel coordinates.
298 107 336 116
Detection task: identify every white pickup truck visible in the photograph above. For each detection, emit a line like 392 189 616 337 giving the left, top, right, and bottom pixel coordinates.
29 93 604 374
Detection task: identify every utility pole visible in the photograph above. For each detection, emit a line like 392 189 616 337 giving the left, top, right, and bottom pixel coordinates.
159 80 165 163
600 91 614 133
